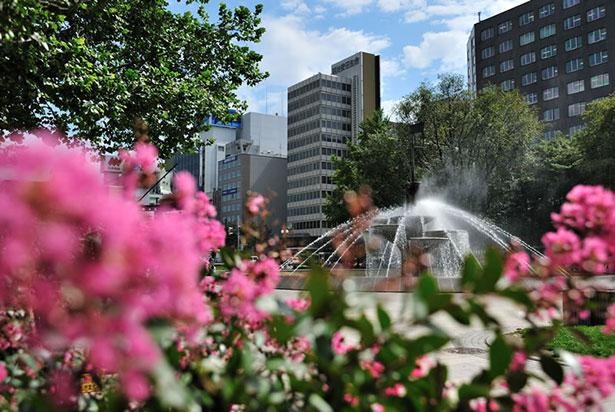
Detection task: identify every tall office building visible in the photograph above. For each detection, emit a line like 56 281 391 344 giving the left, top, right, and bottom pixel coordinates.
287 51 381 238
467 0 614 138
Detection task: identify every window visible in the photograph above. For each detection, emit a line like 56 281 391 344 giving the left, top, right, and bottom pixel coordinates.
519 12 535 26
587 6 606 22
569 124 584 136
481 47 495 59
565 57 584 73
525 92 538 104
520 52 536 66
589 51 608 66
482 65 495 78
563 15 581 30
590 73 609 89
500 59 514 72
542 66 558 80
565 36 582 51
544 130 557 139
481 27 494 41
568 102 586 117
499 40 513 53
543 87 560 101
543 108 560 121
588 28 607 44
520 32 535 45
521 72 537 86
563 0 581 9
498 20 513 34
540 24 556 39
567 80 585 94
539 3 555 18
541 45 557 59
501 79 515 91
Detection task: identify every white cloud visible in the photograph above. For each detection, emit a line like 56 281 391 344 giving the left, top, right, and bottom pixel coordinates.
280 0 311 15
389 0 527 72
380 99 400 120
380 58 405 78
257 14 391 87
403 30 467 71
323 0 373 15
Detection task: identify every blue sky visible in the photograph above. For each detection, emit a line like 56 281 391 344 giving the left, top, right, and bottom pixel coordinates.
169 0 528 117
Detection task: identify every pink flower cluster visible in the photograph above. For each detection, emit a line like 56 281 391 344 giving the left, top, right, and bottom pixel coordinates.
512 355 615 411
331 331 355 355
0 134 225 401
219 258 280 327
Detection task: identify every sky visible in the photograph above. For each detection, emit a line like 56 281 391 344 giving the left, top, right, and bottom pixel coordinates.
169 0 529 117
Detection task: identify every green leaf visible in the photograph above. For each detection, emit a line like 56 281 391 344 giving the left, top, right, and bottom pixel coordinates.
417 273 438 301
506 371 528 393
306 266 330 317
476 248 503 293
458 383 491 400
539 354 564 385
377 304 392 331
489 335 512 377
408 334 450 356
462 254 482 290
308 394 333 412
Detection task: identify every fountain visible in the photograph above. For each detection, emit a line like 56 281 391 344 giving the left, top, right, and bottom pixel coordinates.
279 196 537 292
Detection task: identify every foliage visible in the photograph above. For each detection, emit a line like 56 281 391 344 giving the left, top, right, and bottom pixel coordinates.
0 0 267 157
1 132 615 411
325 75 543 226
522 326 615 358
575 93 615 189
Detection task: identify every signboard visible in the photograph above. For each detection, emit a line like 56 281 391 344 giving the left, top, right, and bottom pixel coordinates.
222 188 238 196
205 109 241 129
101 155 122 173
222 155 238 164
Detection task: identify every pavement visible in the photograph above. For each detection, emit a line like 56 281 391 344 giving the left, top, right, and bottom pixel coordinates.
274 290 615 408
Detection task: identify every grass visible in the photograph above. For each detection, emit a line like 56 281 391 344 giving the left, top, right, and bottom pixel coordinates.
547 326 615 358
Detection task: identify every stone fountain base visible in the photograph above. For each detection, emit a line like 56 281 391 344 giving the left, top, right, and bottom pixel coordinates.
278 271 462 293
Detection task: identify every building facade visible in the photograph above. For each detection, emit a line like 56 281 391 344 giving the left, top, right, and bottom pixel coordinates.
467 0 614 137
286 51 381 238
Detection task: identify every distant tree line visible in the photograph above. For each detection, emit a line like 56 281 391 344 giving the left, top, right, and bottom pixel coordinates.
325 74 615 246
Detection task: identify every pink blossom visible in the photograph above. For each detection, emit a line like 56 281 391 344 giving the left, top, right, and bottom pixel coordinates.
384 383 406 397
285 297 311 312
510 351 527 372
504 251 530 282
121 370 151 402
580 237 609 274
173 171 197 212
552 185 615 233
410 355 435 379
331 331 354 355
246 193 266 215
360 360 385 379
542 228 581 267
371 403 385 412
603 304 615 334
0 362 7 382
343 393 359 407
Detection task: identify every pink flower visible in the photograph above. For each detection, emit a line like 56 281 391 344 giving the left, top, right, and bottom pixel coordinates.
510 351 527 372
331 331 354 355
343 393 359 407
246 193 266 215
371 403 385 412
285 297 311 312
542 228 581 267
603 304 615 335
504 251 530 282
173 171 197 212
384 383 406 397
0 362 7 382
360 360 385 379
410 355 435 379
121 370 151 402
580 237 609 274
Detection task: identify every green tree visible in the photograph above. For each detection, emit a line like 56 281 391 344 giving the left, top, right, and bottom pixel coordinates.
575 93 615 188
0 0 267 157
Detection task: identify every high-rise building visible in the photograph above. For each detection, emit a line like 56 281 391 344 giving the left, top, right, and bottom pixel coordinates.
287 51 381 238
467 0 614 138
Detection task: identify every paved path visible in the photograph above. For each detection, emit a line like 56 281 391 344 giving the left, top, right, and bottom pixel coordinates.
274 290 615 408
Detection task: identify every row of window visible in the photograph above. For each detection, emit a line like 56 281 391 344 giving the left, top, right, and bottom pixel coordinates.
523 73 610 104
288 190 322 203
288 78 351 99
288 161 335 176
220 203 241 213
291 220 325 230
219 170 240 181
289 132 349 151
481 1 602 41
288 147 347 163
542 101 587 121
486 50 608 82
288 205 321 217
481 28 607 61
287 104 352 125
288 176 321 190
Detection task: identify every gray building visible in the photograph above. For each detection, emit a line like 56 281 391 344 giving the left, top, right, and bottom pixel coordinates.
173 112 286 197
467 0 614 138
286 51 381 238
